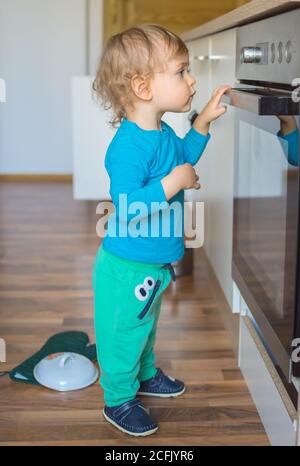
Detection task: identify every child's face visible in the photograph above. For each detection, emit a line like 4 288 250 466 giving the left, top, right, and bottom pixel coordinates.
151 52 196 113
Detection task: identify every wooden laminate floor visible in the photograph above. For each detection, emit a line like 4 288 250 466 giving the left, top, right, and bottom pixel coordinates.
0 181 269 446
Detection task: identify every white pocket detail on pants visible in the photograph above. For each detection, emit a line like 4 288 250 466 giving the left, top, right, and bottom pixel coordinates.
143 276 155 291
134 275 155 301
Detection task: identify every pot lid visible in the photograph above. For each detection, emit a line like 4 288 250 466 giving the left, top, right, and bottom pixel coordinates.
33 352 99 392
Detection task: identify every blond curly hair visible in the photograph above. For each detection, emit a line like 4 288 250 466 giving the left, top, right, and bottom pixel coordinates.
92 23 188 129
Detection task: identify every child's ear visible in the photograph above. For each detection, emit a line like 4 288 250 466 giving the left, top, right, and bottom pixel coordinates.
131 74 152 101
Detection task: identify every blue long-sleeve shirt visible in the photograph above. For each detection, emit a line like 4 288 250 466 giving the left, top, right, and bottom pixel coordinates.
102 117 211 263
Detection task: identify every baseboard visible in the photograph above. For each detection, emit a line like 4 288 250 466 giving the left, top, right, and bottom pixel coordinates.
0 174 73 182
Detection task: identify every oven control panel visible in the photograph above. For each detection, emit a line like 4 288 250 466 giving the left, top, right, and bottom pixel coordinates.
237 8 300 85
240 41 294 65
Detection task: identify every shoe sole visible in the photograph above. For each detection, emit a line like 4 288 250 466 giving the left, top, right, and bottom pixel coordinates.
102 409 158 437
137 385 186 398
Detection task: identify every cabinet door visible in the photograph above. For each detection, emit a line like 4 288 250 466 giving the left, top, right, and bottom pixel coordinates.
208 27 237 307
190 37 211 113
187 37 212 255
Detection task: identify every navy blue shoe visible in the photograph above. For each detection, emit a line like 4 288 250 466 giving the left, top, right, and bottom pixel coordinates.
137 368 186 397
102 398 158 436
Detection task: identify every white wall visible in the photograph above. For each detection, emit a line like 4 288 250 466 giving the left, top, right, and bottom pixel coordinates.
87 0 104 76
0 0 88 174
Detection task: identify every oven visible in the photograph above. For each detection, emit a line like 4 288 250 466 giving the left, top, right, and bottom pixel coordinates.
221 9 300 394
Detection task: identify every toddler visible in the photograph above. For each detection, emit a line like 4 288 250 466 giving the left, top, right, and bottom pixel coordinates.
91 23 230 437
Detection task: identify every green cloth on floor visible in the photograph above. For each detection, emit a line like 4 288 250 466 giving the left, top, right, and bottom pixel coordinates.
9 331 97 385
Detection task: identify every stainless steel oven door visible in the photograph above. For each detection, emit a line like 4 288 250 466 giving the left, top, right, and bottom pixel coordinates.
222 86 300 382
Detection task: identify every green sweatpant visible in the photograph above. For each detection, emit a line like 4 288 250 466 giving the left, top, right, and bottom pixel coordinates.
92 244 173 407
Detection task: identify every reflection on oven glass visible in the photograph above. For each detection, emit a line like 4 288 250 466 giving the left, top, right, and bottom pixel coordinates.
235 117 299 352
277 115 299 167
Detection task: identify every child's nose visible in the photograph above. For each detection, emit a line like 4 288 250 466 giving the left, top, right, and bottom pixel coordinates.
188 75 196 87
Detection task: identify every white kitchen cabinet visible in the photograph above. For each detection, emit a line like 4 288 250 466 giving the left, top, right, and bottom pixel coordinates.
186 28 237 309
208 28 237 309
239 313 297 445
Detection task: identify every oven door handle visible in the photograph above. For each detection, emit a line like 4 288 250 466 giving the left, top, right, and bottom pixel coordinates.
221 87 300 115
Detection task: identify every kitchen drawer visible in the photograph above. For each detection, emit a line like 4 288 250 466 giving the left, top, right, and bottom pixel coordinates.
239 314 298 446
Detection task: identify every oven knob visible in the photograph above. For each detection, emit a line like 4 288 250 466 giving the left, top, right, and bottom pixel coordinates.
271 43 276 63
278 41 283 64
240 46 263 63
285 40 293 63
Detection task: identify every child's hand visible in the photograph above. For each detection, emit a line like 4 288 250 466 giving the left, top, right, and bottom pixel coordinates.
172 163 200 190
161 163 200 201
193 85 232 135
